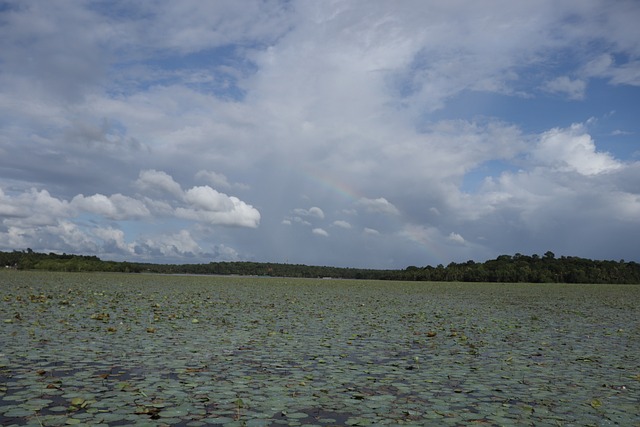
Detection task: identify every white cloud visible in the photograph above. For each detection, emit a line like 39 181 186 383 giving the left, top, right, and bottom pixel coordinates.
176 195 260 228
195 170 250 191
210 244 241 261
132 2 291 54
308 207 325 219
0 188 70 226
136 170 183 198
541 76 586 100
363 228 380 236
0 225 29 250
584 54 640 86
195 170 232 189
0 170 260 256
44 221 99 253
611 130 632 136
448 232 466 245
93 227 135 255
293 207 325 219
71 193 150 220
184 186 235 212
332 220 352 229
174 182 261 229
356 197 400 215
284 206 325 229
129 175 263 228
290 217 312 226
312 228 329 237
533 123 622 175
140 230 201 257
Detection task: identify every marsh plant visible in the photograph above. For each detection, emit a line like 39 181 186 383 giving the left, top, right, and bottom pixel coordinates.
1 271 639 426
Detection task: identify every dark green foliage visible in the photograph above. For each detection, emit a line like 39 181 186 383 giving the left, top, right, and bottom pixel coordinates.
419 253 640 284
1 249 639 284
0 250 140 273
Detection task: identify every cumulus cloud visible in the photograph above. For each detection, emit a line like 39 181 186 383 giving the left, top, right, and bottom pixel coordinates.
211 244 241 261
291 217 312 226
0 170 260 258
176 196 260 228
153 179 262 228
533 123 621 175
312 228 329 237
284 206 325 229
195 170 232 189
46 221 99 252
332 220 352 229
293 207 325 219
309 207 325 219
448 232 466 245
136 173 261 228
356 198 400 215
71 193 150 220
138 230 201 257
434 122 640 263
93 227 135 255
0 188 70 227
184 186 235 212
135 170 183 198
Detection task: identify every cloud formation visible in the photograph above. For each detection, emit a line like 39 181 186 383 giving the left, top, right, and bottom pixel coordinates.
356 198 400 216
542 76 587 100
1 1 639 268
312 228 329 237
0 170 259 261
532 124 621 175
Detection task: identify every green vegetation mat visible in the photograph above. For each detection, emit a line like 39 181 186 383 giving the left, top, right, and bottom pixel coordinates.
1 271 639 426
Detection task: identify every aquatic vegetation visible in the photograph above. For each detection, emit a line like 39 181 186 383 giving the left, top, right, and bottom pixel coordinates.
1 271 639 426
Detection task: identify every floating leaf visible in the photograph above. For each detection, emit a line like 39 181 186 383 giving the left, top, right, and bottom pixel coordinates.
1 272 639 427
70 397 85 407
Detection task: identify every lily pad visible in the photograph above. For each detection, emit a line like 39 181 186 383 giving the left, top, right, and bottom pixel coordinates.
0 271 639 426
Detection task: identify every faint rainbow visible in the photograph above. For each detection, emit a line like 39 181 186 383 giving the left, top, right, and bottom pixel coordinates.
305 168 447 265
401 225 449 266
305 168 364 202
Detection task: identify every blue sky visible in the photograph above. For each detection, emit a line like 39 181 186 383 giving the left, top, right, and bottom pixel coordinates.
1 1 639 268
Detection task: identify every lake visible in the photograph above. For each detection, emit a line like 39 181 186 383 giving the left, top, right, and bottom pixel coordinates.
1 271 639 426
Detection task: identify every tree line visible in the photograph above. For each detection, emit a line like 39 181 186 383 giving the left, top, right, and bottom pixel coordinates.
1 249 639 284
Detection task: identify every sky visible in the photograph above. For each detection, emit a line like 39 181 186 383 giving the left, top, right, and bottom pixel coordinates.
1 1 639 269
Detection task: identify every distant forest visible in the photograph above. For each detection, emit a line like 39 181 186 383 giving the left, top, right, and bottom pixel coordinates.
1 249 639 284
